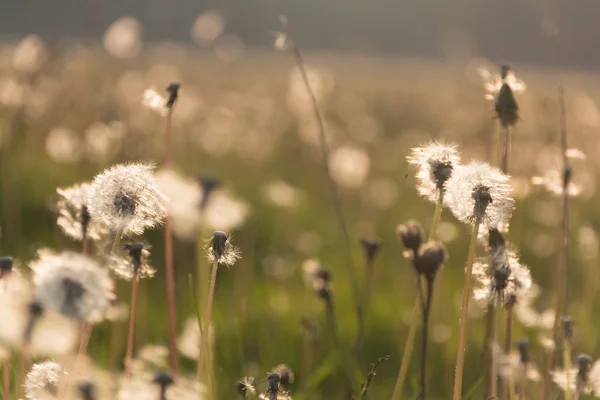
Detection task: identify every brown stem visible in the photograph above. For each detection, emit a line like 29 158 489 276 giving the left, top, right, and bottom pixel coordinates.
500 126 512 174
519 362 528 400
502 306 513 400
3 357 10 400
82 237 89 256
124 271 140 376
163 106 178 375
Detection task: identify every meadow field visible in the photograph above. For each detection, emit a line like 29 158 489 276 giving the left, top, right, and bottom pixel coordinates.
1 33 600 399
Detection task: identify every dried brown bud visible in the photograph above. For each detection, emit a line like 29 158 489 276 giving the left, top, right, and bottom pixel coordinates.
397 221 423 253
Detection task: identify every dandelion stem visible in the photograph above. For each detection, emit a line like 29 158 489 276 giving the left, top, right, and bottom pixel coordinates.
482 299 495 398
519 362 527 400
124 270 140 376
453 219 481 400
429 191 444 240
110 231 122 255
3 357 9 400
489 295 501 398
545 87 571 400
198 259 218 388
324 296 355 394
500 126 512 174
502 305 514 400
286 27 362 349
163 106 179 375
418 277 434 400
564 338 572 400
392 195 445 400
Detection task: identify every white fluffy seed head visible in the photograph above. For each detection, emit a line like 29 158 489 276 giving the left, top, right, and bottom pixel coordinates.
25 361 67 400
206 232 240 267
407 141 461 203
31 250 114 323
56 182 110 241
444 161 514 229
108 247 155 281
88 163 168 237
472 250 532 307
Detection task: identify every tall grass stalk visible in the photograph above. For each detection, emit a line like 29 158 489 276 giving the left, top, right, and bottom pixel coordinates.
452 219 481 400
198 258 218 388
392 192 444 400
502 305 514 400
282 22 362 344
124 270 140 376
545 87 571 399
163 106 179 375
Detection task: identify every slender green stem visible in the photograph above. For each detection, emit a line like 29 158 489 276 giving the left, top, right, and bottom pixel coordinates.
198 259 218 395
482 300 495 398
392 196 444 400
418 277 434 400
453 220 481 400
489 294 501 398
564 338 572 400
502 306 514 400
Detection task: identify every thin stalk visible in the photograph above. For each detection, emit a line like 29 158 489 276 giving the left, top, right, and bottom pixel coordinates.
198 259 218 384
500 126 512 174
545 87 570 400
196 226 209 317
502 306 514 400
482 300 496 398
110 231 122 255
124 270 140 376
3 357 9 400
392 195 445 400
82 237 89 256
324 297 355 393
453 220 481 400
519 362 527 400
357 254 376 353
286 30 361 341
418 277 434 400
563 339 572 400
490 295 501 398
163 106 178 375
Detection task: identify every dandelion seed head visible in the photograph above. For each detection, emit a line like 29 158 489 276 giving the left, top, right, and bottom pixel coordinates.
25 361 66 400
31 250 114 322
156 169 202 240
206 231 240 267
88 163 168 236
498 351 540 382
177 317 214 360
472 250 531 307
444 161 514 228
396 221 423 253
407 141 461 202
108 245 155 281
56 182 110 241
553 368 581 393
480 66 526 99
274 364 295 388
142 89 168 116
531 170 582 197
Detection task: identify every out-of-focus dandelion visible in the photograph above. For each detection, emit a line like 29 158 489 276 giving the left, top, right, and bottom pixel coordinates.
24 361 66 400
532 170 582 197
261 180 304 209
177 317 214 360
56 182 110 243
481 64 526 101
30 250 114 323
445 161 514 229
103 17 143 59
328 145 370 189
407 141 461 204
109 243 155 281
142 88 168 117
88 163 168 237
553 354 594 397
153 371 175 400
273 364 295 392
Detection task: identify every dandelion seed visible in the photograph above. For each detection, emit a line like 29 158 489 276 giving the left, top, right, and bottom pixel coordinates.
206 231 240 267
444 161 514 228
237 376 257 397
88 163 168 236
407 141 461 202
56 182 110 241
24 361 67 400
142 89 168 117
472 250 531 307
31 250 114 323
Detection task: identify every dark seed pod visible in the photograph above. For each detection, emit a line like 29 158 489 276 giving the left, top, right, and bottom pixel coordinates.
516 338 529 364
166 82 181 108
397 221 423 253
412 241 447 280
562 316 574 340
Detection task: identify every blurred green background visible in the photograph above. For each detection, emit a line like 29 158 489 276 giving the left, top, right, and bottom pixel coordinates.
1 36 600 398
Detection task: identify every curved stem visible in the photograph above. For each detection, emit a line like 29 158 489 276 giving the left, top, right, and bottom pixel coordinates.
453 221 481 400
